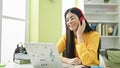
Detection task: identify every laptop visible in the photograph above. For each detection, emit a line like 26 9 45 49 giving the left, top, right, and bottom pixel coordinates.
24 42 64 68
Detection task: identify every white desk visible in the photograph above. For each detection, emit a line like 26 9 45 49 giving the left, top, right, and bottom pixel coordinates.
5 61 84 68
5 62 33 68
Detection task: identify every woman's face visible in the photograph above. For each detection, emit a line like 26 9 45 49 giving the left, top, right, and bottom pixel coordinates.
66 12 80 31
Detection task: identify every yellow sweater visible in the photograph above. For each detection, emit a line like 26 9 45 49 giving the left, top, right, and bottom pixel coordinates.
57 31 100 66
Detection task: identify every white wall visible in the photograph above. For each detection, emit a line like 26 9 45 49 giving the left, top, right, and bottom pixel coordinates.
62 0 75 34
0 0 2 63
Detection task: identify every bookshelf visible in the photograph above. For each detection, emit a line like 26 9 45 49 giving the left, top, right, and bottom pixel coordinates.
84 0 120 50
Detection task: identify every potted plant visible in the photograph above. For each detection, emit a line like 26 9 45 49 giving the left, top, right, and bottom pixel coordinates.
104 0 109 3
87 0 91 3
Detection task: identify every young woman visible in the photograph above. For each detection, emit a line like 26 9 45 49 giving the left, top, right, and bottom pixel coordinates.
57 7 100 66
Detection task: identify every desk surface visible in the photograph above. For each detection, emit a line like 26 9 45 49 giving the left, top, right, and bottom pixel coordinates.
5 61 84 68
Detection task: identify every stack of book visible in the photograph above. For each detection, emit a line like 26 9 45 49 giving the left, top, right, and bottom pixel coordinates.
13 53 31 64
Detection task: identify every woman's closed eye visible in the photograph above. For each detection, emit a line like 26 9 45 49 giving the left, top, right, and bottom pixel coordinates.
66 16 75 22
70 16 75 20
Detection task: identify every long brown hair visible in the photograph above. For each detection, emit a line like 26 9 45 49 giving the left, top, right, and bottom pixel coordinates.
63 7 93 58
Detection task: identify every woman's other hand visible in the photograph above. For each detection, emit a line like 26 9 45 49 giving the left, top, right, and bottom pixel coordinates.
62 57 81 65
68 57 82 65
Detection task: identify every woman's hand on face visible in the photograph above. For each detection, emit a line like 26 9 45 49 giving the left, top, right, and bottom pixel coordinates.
77 19 86 37
76 19 86 43
68 57 81 65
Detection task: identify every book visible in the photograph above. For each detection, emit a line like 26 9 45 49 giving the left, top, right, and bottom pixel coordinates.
14 53 29 60
98 23 102 36
89 23 96 31
13 53 31 64
105 24 108 36
102 24 106 36
14 59 31 64
112 25 118 36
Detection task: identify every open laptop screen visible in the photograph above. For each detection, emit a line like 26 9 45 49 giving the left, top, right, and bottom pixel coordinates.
24 42 63 68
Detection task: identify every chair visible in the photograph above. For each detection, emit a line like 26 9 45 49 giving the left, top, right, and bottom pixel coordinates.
98 39 106 67
103 48 120 68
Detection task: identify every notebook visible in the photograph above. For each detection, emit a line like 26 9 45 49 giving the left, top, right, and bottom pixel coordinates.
24 42 64 68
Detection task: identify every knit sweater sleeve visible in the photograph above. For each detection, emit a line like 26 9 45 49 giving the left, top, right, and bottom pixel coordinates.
76 32 100 66
56 34 66 54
